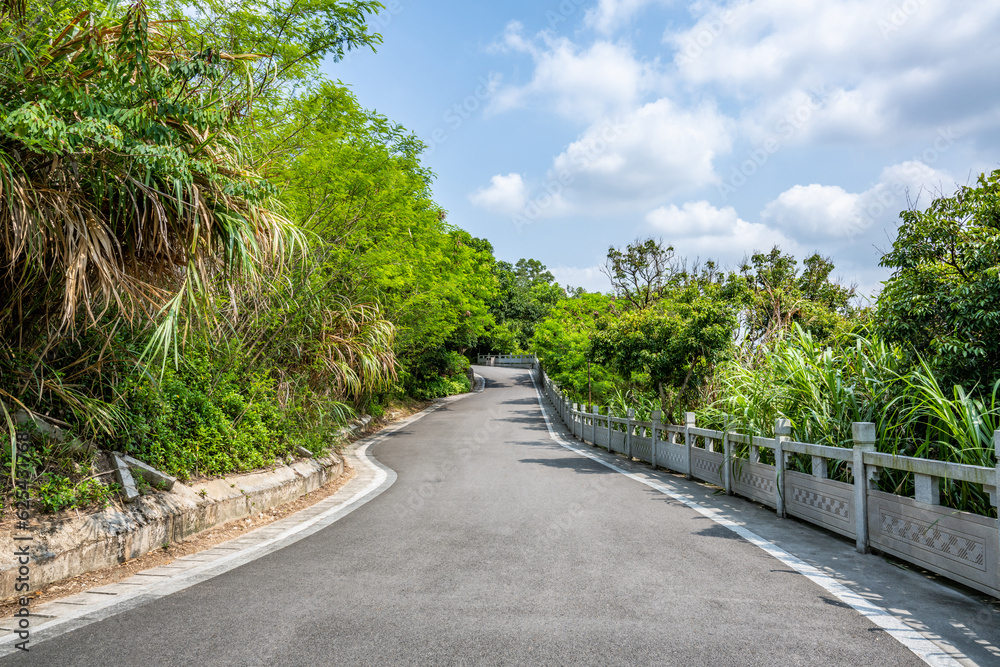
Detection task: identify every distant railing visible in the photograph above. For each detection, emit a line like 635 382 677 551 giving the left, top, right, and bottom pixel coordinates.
476 354 537 368
535 366 1000 600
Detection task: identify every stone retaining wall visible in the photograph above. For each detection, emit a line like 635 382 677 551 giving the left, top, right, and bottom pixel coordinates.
1 454 343 599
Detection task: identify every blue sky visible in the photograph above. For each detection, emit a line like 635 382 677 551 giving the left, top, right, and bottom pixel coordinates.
328 0 1000 297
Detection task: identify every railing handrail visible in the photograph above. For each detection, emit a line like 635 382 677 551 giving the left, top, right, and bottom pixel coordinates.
532 364 1000 599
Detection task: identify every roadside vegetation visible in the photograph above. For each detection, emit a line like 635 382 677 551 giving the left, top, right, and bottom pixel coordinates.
0 0 497 514
2 1 997 523
531 173 1000 518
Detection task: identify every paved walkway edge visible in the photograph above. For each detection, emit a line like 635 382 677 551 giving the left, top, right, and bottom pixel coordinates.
0 396 466 656
528 370 961 667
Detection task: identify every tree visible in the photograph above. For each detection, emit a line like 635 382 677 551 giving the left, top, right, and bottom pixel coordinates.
590 285 738 422
0 1 301 347
601 237 677 309
514 258 555 285
155 0 384 116
738 247 855 348
877 169 1000 389
479 258 563 353
532 293 618 404
270 81 496 384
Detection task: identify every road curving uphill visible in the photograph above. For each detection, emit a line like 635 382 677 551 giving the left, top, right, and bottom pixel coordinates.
3 366 998 666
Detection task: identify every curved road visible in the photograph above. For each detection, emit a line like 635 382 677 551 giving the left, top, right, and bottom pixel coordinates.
4 367 981 665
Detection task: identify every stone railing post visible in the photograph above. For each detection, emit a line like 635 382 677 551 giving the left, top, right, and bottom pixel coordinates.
626 409 635 459
915 473 941 505
812 455 828 479
590 406 597 445
852 422 877 554
651 410 662 469
684 412 696 479
606 407 613 453
572 403 579 438
990 432 1000 583
774 419 791 518
722 429 733 496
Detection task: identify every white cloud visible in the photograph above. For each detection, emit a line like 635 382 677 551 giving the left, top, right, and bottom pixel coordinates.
761 160 958 243
761 184 861 239
469 173 529 214
548 99 733 210
585 0 670 34
646 200 740 236
638 159 960 295
671 0 1000 141
644 200 799 266
488 24 661 122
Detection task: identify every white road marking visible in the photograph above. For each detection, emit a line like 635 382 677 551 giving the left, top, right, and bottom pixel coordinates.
0 400 456 654
529 371 966 667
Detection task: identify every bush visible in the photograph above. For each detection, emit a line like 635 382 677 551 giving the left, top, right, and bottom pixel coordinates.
403 348 471 400
118 348 302 479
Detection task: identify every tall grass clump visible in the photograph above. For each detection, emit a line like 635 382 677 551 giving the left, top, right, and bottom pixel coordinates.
703 325 997 517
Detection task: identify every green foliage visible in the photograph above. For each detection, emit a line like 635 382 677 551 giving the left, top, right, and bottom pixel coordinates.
736 247 856 348
269 82 496 375
407 373 471 401
703 325 996 516
878 169 1000 390
2 435 119 514
0 1 299 338
532 293 617 404
480 258 564 353
0 0 469 515
602 237 677 309
403 349 470 400
158 0 384 114
590 284 738 422
119 344 329 478
34 474 118 514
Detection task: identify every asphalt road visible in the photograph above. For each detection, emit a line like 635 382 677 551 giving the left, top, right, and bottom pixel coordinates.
8 366 929 666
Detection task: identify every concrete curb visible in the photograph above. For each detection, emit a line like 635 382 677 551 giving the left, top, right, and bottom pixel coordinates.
0 454 343 601
0 395 468 653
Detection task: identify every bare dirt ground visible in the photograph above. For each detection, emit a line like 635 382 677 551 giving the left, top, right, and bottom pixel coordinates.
0 398 432 617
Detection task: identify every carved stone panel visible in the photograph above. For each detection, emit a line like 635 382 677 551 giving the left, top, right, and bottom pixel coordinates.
655 442 688 475
785 471 855 539
732 458 777 508
868 490 998 598
632 436 652 464
691 449 725 486
610 430 625 454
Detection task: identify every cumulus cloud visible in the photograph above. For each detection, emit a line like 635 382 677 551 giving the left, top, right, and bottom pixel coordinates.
645 200 741 237
645 200 800 265
670 0 1000 141
468 173 529 214
488 23 661 122
585 0 670 34
640 158 960 295
761 160 959 242
548 99 733 209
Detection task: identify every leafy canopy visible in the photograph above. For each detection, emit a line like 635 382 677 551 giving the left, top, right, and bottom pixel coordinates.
590 281 738 422
878 169 1000 389
532 293 617 405
0 0 301 342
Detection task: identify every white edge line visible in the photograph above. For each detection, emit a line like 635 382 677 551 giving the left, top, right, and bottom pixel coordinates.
528 371 963 667
0 398 457 651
